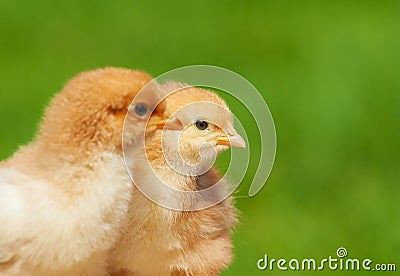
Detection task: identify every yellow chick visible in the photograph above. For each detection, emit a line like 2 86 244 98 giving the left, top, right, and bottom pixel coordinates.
108 82 245 275
0 67 175 275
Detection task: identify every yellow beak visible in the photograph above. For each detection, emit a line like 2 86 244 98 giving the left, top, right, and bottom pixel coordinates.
216 134 246 148
149 116 183 130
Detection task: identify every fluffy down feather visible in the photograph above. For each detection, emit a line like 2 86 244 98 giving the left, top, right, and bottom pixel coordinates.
108 84 244 276
0 67 166 275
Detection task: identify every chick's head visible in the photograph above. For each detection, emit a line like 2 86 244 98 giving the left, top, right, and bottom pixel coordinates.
155 83 245 171
38 67 171 155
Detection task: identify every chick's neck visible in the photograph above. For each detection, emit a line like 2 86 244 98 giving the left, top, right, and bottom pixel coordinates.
145 135 202 192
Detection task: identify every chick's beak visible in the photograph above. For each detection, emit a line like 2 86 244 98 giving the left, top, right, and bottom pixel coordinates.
216 131 246 148
149 116 183 130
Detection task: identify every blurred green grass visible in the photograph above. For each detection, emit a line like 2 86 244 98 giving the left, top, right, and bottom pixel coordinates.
1 1 399 275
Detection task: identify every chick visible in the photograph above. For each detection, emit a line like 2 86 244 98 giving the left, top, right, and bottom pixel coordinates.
0 67 175 275
108 83 245 276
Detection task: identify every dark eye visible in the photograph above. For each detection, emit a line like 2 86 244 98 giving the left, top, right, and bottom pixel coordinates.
133 104 148 117
195 120 208 130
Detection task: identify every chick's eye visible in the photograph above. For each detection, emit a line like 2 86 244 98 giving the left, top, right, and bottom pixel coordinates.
195 120 208 130
133 104 148 117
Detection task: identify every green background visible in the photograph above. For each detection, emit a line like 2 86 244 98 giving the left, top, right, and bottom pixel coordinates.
1 1 399 275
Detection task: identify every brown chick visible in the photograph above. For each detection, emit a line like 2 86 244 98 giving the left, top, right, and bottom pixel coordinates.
0 67 175 275
108 82 245 276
